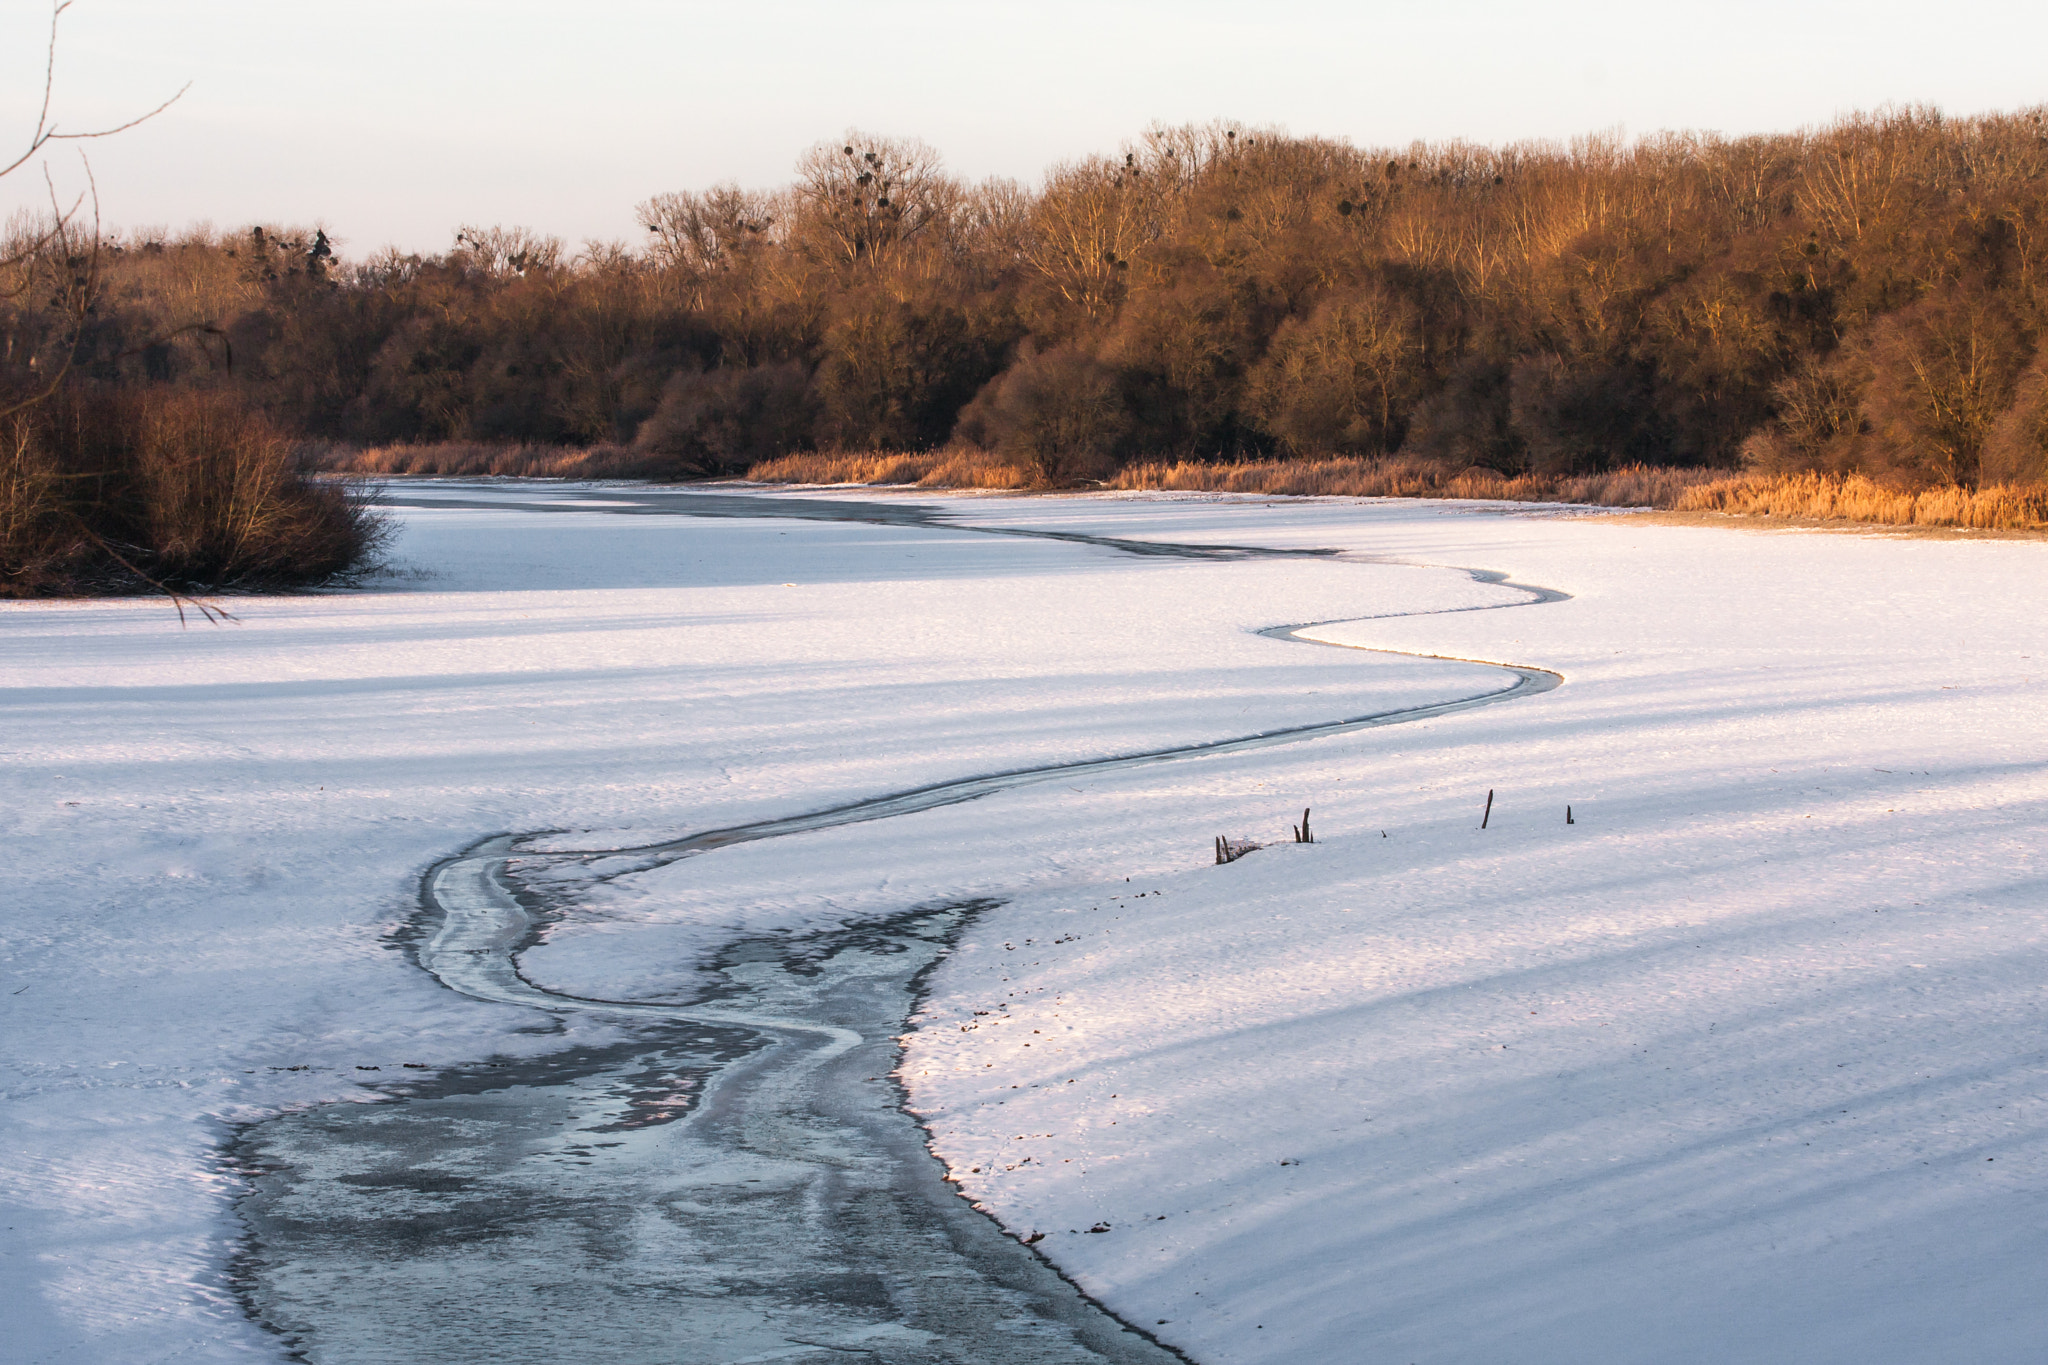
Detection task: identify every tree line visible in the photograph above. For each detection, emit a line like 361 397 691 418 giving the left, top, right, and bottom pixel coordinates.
9 104 2048 489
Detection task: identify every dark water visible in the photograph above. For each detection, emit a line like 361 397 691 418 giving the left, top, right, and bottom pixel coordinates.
234 905 1187 1364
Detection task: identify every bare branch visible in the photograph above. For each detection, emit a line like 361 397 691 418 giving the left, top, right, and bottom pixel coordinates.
50 505 236 625
4 1 73 181
0 2 189 183
36 82 190 153
0 156 100 422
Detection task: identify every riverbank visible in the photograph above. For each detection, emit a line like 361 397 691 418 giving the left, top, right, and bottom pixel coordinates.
743 450 2048 533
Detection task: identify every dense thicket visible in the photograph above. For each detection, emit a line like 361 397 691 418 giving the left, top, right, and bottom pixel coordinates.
10 105 2048 486
0 389 385 597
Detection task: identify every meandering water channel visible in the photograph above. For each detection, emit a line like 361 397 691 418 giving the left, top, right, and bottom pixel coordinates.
232 488 1564 1364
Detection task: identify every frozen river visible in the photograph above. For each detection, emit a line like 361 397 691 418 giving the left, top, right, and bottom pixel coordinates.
6 484 2047 1363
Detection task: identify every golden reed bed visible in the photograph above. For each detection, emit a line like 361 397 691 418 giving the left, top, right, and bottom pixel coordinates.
745 451 2048 533
1671 471 2048 532
744 448 1024 490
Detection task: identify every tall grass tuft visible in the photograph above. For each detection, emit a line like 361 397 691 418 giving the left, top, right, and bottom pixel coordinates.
2 390 388 598
744 447 1026 488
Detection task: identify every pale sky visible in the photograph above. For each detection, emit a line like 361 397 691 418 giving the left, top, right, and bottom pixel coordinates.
3 0 2044 255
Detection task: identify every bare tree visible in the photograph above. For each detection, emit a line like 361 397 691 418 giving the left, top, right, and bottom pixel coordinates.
1021 157 1162 323
1 0 185 418
1798 109 1925 248
450 224 565 279
788 131 958 272
953 176 1032 267
638 184 780 274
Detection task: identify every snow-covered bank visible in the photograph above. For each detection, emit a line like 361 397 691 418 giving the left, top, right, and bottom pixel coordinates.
899 498 2048 1363
4 484 2044 1363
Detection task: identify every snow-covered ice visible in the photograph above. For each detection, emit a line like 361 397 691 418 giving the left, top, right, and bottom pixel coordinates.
3 483 2045 1363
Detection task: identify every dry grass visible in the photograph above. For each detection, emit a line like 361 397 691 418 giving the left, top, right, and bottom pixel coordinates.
1110 458 2048 530
744 447 1027 489
1671 472 2048 530
306 442 677 480
309 441 1030 487
1106 457 1727 506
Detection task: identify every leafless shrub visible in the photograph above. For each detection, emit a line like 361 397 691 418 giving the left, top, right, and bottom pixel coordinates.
1403 359 1523 472
1743 356 1868 474
1243 288 1422 455
1 389 387 596
1508 356 1667 475
634 363 814 475
1981 351 2048 485
955 344 1126 486
1858 289 2029 486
